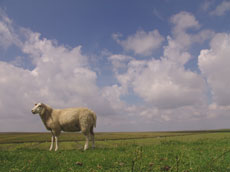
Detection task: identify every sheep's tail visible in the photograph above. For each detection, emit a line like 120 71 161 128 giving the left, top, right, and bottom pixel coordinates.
92 112 97 128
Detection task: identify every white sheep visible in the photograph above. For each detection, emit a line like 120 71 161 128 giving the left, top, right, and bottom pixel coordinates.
31 103 97 151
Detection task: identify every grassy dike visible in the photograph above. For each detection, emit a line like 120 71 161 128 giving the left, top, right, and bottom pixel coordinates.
1 131 230 171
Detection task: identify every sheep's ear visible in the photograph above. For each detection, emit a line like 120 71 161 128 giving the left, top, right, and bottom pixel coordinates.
35 103 37 106
41 106 46 114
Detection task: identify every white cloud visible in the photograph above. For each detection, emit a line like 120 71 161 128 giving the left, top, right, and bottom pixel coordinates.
116 58 206 109
113 29 164 56
210 1 230 16
109 12 208 119
0 61 41 131
0 10 21 48
170 11 200 34
164 12 214 65
163 12 198 65
108 54 133 72
100 12 211 128
0 62 37 115
20 31 99 107
140 105 208 122
201 0 215 11
199 33 230 106
192 29 215 43
163 36 192 65
102 84 126 110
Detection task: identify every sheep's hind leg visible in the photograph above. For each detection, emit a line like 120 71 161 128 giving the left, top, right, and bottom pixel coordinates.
49 135 54 151
91 135 95 149
82 127 90 151
83 135 89 151
55 136 59 151
90 126 95 149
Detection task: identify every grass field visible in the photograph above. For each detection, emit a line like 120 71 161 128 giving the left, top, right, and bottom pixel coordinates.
1 131 230 171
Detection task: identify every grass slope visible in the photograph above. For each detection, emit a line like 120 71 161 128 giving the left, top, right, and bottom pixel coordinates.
1 131 230 171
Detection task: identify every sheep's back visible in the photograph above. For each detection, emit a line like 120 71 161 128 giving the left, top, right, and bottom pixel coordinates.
56 108 95 132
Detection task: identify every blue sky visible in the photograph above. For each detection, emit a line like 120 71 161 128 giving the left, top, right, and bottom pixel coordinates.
1 0 230 132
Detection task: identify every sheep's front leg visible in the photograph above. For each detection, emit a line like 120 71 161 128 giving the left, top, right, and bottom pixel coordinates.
55 136 59 151
49 136 54 151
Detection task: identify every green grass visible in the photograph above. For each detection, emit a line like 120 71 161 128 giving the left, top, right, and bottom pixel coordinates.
1 131 230 171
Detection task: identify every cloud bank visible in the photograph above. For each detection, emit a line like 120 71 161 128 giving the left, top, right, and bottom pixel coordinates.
0 9 230 132
113 29 164 56
210 1 230 16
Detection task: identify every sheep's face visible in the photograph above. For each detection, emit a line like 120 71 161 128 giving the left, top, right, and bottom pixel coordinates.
31 103 44 115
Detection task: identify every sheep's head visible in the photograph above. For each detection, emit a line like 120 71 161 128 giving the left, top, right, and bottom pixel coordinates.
31 103 46 115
